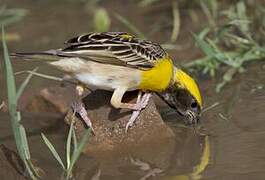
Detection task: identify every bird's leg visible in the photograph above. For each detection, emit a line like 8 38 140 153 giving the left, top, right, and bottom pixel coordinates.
110 88 152 132
71 84 95 133
131 92 152 111
125 91 142 132
111 88 151 110
126 92 152 132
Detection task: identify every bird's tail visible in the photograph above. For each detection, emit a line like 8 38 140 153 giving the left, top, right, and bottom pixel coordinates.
11 49 67 62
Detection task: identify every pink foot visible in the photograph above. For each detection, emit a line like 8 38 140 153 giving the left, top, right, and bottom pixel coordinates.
71 101 95 133
126 92 152 132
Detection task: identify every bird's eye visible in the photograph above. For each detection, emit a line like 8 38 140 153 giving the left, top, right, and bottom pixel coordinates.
191 101 198 108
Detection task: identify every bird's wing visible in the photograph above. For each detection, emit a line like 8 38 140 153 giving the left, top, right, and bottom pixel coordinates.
60 32 168 70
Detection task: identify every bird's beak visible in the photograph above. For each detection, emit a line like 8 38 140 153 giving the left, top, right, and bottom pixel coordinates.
184 110 200 125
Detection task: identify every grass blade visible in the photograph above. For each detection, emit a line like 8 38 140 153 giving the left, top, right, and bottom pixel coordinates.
2 27 17 104
2 26 37 179
16 67 38 101
15 70 63 82
66 119 74 169
202 102 220 113
114 13 145 38
192 32 216 58
20 124 41 178
2 26 23 157
41 133 66 170
199 0 217 28
67 129 91 178
138 0 159 7
72 129 77 151
0 7 27 26
170 1 180 42
93 8 110 32
71 129 91 166
19 122 31 159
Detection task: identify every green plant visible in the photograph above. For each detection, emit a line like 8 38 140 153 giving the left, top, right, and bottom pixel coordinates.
1 27 39 179
170 1 180 42
114 13 145 38
93 8 111 32
41 116 91 179
199 0 218 28
184 1 265 92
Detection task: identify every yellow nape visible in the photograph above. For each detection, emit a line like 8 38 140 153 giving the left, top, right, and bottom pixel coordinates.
120 34 133 40
175 69 202 107
139 57 173 92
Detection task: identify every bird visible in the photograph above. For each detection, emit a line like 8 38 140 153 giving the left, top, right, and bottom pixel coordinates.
12 32 202 132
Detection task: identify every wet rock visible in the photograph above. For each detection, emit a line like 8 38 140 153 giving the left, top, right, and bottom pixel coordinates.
22 86 75 114
64 90 176 154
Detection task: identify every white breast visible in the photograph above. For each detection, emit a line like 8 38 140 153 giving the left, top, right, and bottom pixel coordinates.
50 57 141 91
75 72 120 90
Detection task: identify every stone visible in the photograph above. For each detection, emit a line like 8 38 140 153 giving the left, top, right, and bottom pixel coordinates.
22 86 75 114
64 90 176 154
21 86 176 154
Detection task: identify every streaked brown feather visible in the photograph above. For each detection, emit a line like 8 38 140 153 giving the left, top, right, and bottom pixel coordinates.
61 32 168 70
13 32 168 70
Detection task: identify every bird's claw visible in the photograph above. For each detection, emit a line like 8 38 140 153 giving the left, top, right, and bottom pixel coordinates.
126 93 152 132
71 101 95 134
126 110 140 132
132 93 151 110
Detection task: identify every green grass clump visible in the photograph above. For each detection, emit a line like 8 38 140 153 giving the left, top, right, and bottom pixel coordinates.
132 1 264 92
184 1 265 92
